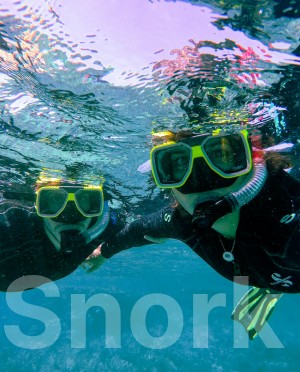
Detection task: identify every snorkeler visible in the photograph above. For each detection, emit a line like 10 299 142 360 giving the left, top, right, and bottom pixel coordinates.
0 177 122 292
99 128 300 339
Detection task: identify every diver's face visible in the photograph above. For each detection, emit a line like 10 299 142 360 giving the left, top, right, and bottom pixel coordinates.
169 148 190 182
37 184 104 224
172 137 237 193
171 138 237 178
152 131 250 194
203 137 235 173
177 157 237 194
52 202 87 224
39 189 87 223
156 146 190 184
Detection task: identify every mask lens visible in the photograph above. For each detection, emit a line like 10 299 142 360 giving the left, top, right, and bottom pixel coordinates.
38 189 67 216
203 134 248 175
153 144 191 186
75 189 103 216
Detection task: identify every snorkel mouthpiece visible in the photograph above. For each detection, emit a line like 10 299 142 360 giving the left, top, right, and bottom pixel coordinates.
58 202 110 253
61 230 86 254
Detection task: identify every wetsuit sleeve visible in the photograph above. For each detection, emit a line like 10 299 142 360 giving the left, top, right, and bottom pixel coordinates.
101 205 191 258
269 210 300 270
285 212 300 268
258 172 300 270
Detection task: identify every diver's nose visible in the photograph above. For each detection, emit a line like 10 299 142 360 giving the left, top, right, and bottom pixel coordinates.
53 202 86 223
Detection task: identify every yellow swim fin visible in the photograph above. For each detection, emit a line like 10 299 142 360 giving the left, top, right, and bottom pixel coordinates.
231 287 283 340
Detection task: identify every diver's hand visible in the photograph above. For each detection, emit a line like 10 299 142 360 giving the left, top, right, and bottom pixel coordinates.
192 198 232 229
81 243 106 273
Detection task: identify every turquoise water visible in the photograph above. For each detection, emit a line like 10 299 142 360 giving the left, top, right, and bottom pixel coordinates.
1 243 300 370
0 0 300 370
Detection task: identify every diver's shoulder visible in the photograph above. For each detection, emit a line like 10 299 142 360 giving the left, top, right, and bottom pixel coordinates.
274 170 300 190
267 169 300 191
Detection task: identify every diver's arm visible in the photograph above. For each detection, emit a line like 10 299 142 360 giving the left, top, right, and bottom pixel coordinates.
101 205 188 258
284 215 300 269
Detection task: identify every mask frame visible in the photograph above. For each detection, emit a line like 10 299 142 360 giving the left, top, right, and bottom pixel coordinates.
150 130 252 189
35 185 104 218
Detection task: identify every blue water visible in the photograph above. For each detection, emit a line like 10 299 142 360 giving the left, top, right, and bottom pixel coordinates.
0 0 300 370
1 242 299 371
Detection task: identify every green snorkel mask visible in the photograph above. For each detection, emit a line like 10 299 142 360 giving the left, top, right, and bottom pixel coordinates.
150 129 252 194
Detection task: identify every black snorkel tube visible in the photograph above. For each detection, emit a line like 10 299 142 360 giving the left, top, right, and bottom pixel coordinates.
47 202 110 255
192 160 267 228
223 162 267 211
81 201 110 244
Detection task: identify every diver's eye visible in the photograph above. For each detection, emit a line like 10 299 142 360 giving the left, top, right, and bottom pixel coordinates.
209 143 232 161
175 156 188 166
211 149 223 159
171 152 189 168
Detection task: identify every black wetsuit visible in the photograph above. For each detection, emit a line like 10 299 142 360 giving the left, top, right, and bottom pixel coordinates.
0 197 121 291
103 170 300 294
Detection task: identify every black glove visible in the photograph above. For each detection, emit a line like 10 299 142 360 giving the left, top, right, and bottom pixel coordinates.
192 198 233 229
